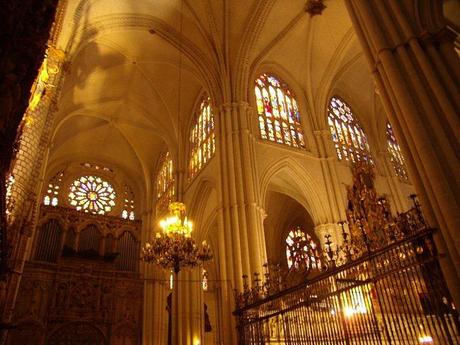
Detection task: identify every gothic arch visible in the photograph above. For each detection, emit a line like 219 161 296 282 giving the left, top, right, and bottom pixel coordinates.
6 320 44 345
65 13 220 103
233 0 277 100
47 322 107 345
188 178 218 241
259 157 329 225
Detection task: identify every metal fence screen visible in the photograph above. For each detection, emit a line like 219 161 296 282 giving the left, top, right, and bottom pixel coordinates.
235 229 459 344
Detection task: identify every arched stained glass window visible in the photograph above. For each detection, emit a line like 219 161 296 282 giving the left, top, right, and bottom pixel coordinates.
327 96 372 163
43 171 64 207
156 151 175 214
286 227 319 270
202 268 209 291
386 123 408 180
255 74 305 148
121 184 135 220
68 175 116 215
189 96 215 178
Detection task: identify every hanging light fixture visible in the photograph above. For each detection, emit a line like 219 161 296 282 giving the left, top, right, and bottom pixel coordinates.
142 202 212 273
142 0 212 274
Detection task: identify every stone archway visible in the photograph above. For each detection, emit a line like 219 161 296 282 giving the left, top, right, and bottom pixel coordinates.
47 322 106 345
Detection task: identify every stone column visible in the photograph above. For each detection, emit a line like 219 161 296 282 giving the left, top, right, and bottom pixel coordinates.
143 267 168 345
345 0 460 304
215 102 267 286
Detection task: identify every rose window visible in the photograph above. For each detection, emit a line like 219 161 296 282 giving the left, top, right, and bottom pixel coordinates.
69 175 116 214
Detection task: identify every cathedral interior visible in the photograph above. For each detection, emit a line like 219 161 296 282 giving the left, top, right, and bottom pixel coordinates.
0 1 459 344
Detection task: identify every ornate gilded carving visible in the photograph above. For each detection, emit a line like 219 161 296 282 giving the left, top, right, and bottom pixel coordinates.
235 162 429 309
6 204 143 345
7 261 143 345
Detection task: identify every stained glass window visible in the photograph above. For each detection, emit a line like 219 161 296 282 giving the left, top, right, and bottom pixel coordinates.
81 162 113 173
189 96 215 179
121 184 135 220
156 151 175 214
43 171 64 207
286 227 319 270
386 123 408 180
68 175 116 215
202 268 209 291
255 74 305 148
327 96 372 163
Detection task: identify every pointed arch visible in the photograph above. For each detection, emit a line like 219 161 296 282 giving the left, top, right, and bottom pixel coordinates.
188 178 218 241
259 157 329 224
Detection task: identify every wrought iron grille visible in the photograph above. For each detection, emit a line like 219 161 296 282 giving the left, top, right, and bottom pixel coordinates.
234 227 459 344
234 163 459 344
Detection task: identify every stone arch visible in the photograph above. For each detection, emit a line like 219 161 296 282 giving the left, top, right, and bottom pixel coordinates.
64 13 221 104
188 178 218 241
233 1 277 100
259 157 329 225
6 320 44 345
47 321 106 345
264 191 320 269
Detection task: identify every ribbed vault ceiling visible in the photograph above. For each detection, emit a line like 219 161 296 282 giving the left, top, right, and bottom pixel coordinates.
49 0 379 205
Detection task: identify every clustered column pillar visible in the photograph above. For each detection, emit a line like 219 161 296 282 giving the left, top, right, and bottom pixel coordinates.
213 101 267 345
216 102 267 287
345 0 460 304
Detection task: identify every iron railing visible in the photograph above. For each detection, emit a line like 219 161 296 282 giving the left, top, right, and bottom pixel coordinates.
234 225 459 344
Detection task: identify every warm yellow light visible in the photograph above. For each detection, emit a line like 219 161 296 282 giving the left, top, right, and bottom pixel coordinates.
418 335 433 344
159 202 193 236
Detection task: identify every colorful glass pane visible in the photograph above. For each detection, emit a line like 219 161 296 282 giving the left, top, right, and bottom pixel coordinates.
68 175 116 215
255 74 305 148
189 96 216 179
386 123 408 180
327 96 372 163
121 184 135 220
286 227 319 269
43 171 63 206
157 151 175 214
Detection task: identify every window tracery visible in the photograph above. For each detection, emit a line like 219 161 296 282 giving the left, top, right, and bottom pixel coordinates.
255 74 305 148
285 227 319 270
189 96 215 178
43 171 64 207
202 268 209 291
156 151 175 214
121 184 135 220
327 96 372 163
68 175 116 215
386 123 408 180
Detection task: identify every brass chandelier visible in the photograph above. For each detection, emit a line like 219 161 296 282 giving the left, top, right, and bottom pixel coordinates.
142 202 212 273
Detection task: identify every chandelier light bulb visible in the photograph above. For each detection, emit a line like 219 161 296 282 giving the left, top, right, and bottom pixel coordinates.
142 202 212 273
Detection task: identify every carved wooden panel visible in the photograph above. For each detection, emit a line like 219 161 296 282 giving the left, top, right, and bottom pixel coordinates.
8 206 143 345
8 261 143 345
48 322 106 345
